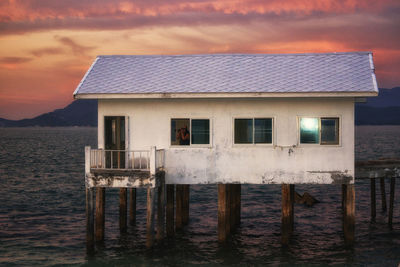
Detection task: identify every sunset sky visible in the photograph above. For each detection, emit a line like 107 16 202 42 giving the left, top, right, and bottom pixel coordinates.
0 0 399 120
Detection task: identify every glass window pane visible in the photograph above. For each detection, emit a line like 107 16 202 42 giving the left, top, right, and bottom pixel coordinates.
254 118 272 143
234 119 253 144
321 118 339 145
300 118 319 144
171 119 190 146
191 119 210 144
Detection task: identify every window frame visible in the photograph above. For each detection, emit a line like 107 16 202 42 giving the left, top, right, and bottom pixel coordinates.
232 117 275 146
170 117 213 148
297 116 341 146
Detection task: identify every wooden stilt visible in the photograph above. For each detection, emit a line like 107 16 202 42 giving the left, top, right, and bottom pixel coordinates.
218 184 229 242
290 184 295 234
343 184 355 245
86 187 95 254
182 185 190 225
156 178 165 240
281 184 294 245
342 184 346 210
119 188 127 233
146 186 156 248
95 187 105 242
175 185 183 230
371 178 376 220
129 188 136 226
166 185 175 237
380 177 387 212
230 185 237 231
388 177 395 229
236 184 241 227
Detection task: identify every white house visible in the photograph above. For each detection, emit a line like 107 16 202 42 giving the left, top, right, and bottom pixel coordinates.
74 52 378 186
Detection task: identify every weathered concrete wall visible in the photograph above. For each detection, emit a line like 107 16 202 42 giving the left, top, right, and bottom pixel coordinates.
98 98 355 184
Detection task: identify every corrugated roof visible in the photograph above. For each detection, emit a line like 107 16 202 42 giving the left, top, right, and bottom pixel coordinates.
73 52 378 97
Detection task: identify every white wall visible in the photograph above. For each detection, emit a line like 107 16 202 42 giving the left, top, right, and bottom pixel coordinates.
98 98 355 184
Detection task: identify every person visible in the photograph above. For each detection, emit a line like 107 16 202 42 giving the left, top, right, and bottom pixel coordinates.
176 126 190 145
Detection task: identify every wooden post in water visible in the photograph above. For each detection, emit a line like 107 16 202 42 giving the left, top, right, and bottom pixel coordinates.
175 185 183 230
343 184 355 245
230 185 236 231
218 184 230 242
236 184 241 227
129 188 136 226
119 188 127 233
166 185 175 237
182 185 190 225
388 177 395 228
370 178 376 220
380 177 387 212
95 187 105 242
281 184 294 245
156 177 165 240
146 186 156 248
86 187 95 254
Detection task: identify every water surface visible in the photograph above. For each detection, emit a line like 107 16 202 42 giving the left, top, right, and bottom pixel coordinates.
0 126 399 266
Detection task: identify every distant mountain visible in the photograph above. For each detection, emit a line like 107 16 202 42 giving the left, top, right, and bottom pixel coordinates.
0 99 97 127
361 87 400 108
0 87 399 127
355 87 400 125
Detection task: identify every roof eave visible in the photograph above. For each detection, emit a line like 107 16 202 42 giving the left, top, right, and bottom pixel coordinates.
74 91 378 100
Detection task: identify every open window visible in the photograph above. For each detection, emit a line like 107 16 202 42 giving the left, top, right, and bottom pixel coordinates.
234 118 273 144
299 117 339 145
171 118 210 146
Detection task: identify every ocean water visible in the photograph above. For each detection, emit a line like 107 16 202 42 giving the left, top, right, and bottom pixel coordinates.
0 126 399 266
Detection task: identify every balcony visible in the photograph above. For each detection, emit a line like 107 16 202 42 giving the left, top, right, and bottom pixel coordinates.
84 146 165 188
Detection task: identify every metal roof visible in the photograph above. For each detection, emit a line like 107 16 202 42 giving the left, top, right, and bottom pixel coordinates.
73 52 378 98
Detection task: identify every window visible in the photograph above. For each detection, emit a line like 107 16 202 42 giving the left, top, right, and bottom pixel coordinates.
171 118 210 146
234 118 273 144
299 117 339 145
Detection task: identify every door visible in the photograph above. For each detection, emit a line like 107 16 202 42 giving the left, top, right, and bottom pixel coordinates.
104 116 125 168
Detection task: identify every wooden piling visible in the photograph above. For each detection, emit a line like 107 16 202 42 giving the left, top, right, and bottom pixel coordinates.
86 187 95 254
119 188 127 233
388 177 395 229
290 184 295 233
182 185 190 225
380 177 387 212
370 178 376 220
229 185 236 232
156 178 165 240
129 188 136 226
343 184 355 245
95 187 105 242
218 184 229 242
175 185 183 230
146 186 156 248
236 184 241 227
281 184 294 245
166 185 175 237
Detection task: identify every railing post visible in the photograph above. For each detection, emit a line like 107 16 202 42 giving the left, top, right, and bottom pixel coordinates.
150 146 156 175
85 146 91 175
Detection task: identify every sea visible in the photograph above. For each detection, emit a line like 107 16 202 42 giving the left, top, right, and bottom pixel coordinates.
0 126 399 266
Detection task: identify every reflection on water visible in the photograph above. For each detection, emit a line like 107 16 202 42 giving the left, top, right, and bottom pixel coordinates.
0 126 399 266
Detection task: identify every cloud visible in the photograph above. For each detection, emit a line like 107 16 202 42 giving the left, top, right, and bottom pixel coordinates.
31 47 64 57
0 0 399 35
55 36 95 57
0 56 32 64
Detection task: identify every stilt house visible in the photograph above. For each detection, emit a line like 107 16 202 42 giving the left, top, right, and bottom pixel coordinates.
74 52 378 250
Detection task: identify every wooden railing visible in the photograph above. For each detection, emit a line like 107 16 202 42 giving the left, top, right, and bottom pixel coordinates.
85 146 165 173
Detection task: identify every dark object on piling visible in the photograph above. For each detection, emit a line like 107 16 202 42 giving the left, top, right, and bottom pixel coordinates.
295 191 320 207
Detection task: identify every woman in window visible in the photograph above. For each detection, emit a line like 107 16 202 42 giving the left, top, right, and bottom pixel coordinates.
176 126 190 145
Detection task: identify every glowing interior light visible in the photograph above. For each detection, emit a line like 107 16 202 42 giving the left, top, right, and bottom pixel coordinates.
301 118 318 130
